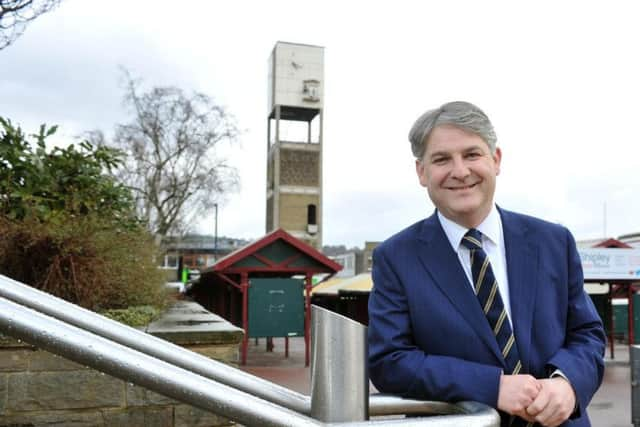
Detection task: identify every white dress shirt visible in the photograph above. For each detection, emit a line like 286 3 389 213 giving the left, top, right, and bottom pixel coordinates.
437 207 572 388
437 205 513 326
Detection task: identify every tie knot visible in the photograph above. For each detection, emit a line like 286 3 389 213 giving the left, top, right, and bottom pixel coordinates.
462 229 483 250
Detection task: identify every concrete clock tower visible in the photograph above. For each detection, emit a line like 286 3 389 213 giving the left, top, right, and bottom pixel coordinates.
266 42 324 249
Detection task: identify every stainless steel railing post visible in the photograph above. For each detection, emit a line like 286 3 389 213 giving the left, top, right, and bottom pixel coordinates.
310 305 368 422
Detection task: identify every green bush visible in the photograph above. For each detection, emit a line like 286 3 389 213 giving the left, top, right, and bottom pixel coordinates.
0 206 169 311
0 118 168 311
0 118 137 226
100 305 162 327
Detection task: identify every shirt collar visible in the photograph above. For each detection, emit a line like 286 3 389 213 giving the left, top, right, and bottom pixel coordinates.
437 205 502 251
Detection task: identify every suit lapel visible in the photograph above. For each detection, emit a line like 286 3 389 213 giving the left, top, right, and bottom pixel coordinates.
500 208 538 374
416 213 505 365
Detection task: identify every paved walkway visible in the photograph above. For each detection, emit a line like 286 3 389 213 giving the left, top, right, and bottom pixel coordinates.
240 337 634 426
592 344 632 427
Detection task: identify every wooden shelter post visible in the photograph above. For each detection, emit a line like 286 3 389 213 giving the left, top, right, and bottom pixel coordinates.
305 272 313 367
608 283 615 359
241 273 249 365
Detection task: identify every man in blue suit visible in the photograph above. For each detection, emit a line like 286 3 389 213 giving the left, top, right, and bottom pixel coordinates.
368 101 605 426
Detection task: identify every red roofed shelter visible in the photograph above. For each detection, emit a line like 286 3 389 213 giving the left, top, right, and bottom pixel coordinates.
191 229 341 365
585 238 638 359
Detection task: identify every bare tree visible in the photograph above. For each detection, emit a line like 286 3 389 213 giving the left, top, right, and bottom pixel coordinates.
89 71 239 237
0 0 61 50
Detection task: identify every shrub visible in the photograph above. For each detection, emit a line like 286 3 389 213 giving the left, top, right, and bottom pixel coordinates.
0 210 168 311
0 118 167 311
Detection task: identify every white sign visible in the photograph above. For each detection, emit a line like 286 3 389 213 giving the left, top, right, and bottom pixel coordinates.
578 248 640 280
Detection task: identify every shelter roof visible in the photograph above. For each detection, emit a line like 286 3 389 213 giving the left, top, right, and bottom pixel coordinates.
311 276 343 294
578 237 633 248
202 228 342 275
591 238 633 248
312 273 372 296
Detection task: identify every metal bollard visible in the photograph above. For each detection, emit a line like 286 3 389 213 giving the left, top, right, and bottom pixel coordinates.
311 305 368 422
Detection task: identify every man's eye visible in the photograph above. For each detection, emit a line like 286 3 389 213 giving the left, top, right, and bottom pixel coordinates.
466 152 481 159
432 157 448 164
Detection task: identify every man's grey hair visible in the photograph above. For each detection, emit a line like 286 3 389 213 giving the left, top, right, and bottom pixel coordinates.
408 101 497 159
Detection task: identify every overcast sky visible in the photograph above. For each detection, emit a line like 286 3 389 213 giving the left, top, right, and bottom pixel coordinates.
1 1 638 247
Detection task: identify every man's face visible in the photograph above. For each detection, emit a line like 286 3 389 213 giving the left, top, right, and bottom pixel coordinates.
415 125 502 228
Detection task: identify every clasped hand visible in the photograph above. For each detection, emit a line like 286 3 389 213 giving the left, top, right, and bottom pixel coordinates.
497 374 576 427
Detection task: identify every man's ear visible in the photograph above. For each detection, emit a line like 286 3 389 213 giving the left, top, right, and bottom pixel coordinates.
416 158 428 187
493 147 502 176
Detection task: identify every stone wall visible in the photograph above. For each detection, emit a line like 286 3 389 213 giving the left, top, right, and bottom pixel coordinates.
278 193 320 233
279 148 319 187
0 301 243 427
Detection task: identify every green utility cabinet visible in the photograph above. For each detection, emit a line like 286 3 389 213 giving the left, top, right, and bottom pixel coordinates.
248 278 304 338
612 301 628 341
606 294 640 343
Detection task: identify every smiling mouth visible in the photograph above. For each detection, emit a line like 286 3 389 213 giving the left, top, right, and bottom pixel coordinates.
446 182 478 191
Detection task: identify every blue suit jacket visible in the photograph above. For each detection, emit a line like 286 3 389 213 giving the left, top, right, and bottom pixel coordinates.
368 208 605 426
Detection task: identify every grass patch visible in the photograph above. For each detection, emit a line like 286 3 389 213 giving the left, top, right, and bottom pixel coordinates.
100 305 163 327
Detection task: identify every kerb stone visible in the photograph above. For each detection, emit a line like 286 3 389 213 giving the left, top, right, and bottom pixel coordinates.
146 301 243 346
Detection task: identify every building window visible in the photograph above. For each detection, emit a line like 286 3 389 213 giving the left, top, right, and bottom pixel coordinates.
162 254 178 268
307 204 317 225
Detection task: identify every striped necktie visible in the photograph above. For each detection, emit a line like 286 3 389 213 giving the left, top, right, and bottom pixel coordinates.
462 229 533 427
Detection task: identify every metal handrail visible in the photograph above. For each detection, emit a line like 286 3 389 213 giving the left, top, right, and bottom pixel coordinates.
0 274 308 413
0 274 500 426
0 296 319 427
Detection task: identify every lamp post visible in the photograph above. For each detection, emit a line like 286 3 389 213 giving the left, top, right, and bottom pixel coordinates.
214 203 218 261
